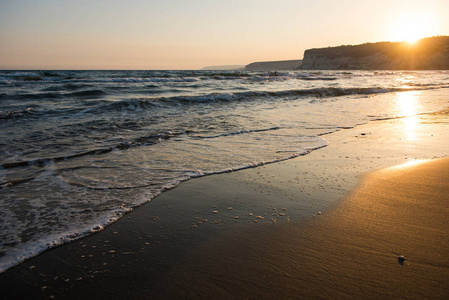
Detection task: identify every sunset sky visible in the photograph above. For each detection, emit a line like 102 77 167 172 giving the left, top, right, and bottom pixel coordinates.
1 0 448 70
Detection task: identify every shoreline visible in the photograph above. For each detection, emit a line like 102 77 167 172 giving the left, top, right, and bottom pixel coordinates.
1 111 448 299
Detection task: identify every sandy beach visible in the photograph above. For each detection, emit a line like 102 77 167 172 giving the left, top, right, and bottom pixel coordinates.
1 111 448 299
151 157 449 299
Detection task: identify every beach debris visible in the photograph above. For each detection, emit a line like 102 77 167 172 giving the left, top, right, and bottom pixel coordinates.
152 216 160 221
317 212 322 215
29 265 35 270
256 215 265 220
212 210 218 214
279 213 285 216
90 225 104 233
233 216 240 219
398 255 405 261
227 207 233 210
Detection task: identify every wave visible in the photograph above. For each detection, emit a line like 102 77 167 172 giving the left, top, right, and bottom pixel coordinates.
0 130 179 170
25 85 439 117
69 89 107 98
0 108 34 120
0 134 328 273
0 88 108 101
0 75 201 84
152 86 427 106
40 83 95 92
2 70 449 89
198 126 281 138
0 70 377 85
2 85 445 125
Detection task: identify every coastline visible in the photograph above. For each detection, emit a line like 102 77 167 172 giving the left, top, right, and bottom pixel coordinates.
1 111 448 299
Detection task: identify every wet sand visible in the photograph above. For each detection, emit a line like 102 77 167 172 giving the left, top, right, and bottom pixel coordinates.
152 158 449 299
1 112 448 299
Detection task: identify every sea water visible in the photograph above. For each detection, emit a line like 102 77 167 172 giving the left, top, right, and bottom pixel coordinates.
1 70 448 272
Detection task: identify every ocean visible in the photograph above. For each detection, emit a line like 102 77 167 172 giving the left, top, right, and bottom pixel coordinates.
1 70 448 272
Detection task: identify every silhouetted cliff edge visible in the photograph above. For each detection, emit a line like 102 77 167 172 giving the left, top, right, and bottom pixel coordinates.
300 36 449 70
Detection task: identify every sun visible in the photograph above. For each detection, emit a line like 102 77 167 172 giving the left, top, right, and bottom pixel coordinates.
395 21 431 43
389 11 438 43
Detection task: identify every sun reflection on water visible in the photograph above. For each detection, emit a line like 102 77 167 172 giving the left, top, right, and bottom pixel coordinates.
396 90 421 117
395 91 422 141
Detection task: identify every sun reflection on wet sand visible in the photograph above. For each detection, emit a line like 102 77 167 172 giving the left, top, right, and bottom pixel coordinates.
390 159 429 170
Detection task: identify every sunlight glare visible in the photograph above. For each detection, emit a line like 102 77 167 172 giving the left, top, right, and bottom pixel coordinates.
390 159 429 170
389 10 438 43
396 90 421 117
395 91 422 141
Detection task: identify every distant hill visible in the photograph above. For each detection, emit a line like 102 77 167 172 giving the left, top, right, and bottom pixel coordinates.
245 60 302 71
201 65 245 70
300 36 449 70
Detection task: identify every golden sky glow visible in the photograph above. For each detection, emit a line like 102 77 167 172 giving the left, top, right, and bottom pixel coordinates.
0 0 448 69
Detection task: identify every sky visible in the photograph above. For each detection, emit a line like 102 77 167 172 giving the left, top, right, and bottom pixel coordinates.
1 0 448 70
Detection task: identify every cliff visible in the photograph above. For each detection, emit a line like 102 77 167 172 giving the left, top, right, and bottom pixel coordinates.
245 60 302 71
300 36 449 70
